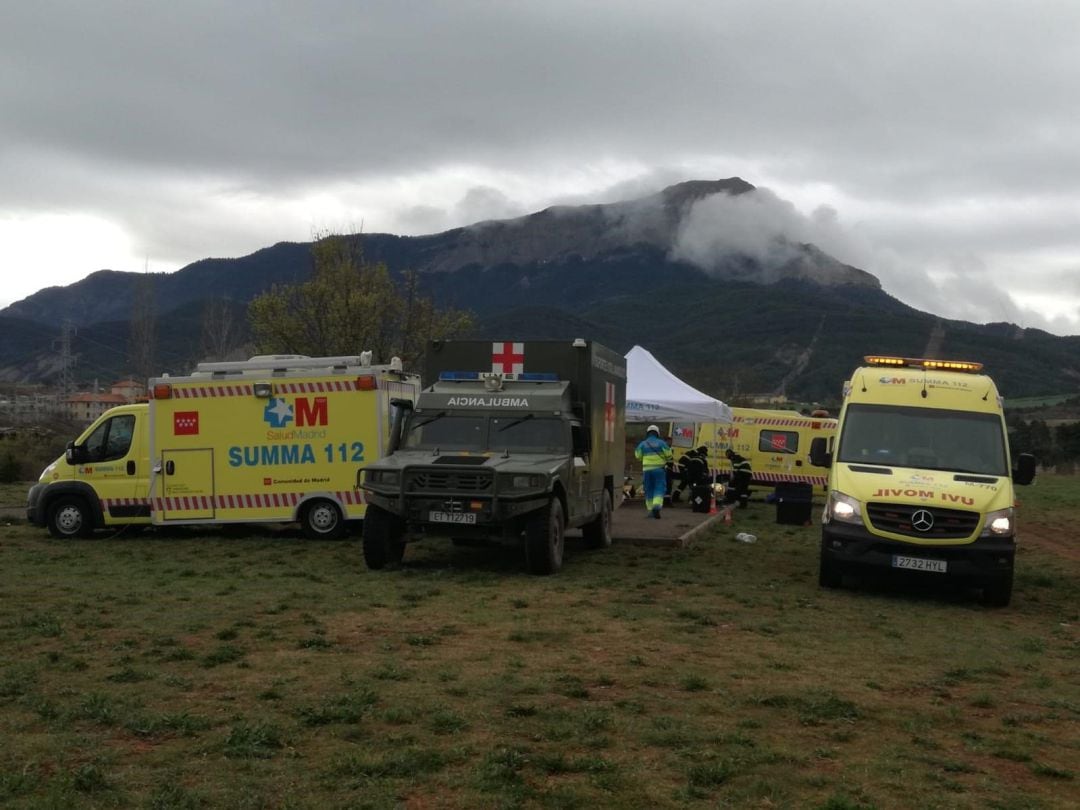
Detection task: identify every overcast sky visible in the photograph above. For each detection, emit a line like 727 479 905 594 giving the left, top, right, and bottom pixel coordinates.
2 1 1079 335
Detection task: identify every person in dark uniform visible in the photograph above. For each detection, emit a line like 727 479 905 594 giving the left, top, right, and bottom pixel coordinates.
726 448 753 509
671 446 709 503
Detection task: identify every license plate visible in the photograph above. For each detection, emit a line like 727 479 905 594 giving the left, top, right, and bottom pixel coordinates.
429 511 477 525
892 554 947 573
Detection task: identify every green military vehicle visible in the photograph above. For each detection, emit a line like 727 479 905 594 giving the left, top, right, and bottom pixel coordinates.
359 339 627 574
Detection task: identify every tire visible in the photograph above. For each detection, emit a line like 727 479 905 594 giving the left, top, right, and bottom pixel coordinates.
818 538 842 589
525 498 564 575
362 505 406 570
47 496 93 539
301 499 346 540
582 489 613 549
980 571 1013 607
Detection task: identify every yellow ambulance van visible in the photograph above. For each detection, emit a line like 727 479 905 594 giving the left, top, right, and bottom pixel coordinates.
809 356 1036 606
27 355 417 539
673 408 837 492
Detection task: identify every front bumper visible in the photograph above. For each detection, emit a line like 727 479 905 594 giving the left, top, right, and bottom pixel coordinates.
822 521 1015 579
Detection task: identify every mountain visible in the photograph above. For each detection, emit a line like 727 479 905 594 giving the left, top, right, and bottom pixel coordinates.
2 178 1078 403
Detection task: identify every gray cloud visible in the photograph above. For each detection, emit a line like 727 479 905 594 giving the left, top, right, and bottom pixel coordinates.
0 1 1078 334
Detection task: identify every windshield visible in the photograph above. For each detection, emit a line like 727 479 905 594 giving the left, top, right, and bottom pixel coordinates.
403 414 567 453
837 404 1008 475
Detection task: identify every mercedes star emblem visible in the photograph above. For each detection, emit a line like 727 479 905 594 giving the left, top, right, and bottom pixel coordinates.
911 509 934 532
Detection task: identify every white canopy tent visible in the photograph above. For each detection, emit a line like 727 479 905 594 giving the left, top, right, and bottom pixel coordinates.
624 345 733 424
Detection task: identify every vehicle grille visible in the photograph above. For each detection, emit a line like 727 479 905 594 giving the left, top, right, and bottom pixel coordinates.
405 469 494 494
866 502 979 540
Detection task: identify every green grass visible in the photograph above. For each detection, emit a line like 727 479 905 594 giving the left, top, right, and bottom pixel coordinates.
0 477 1078 807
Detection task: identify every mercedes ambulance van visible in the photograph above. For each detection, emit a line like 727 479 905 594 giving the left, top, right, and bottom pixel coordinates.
27 355 417 540
673 408 837 492
809 356 1036 606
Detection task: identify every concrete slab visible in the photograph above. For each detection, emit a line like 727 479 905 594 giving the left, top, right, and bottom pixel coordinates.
607 498 724 547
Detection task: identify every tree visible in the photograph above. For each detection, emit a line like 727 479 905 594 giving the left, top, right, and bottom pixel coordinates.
199 295 246 362
247 234 472 366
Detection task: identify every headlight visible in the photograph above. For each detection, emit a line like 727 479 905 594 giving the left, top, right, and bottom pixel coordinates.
365 469 399 486
825 490 862 525
498 473 543 491
980 507 1013 537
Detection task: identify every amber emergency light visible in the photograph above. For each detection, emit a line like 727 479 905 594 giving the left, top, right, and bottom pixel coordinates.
864 356 983 373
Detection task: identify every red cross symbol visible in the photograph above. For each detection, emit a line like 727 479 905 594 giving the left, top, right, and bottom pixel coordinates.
604 381 616 442
491 341 525 374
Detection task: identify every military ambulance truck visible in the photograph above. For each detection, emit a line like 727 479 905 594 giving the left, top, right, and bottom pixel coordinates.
810 356 1036 606
27 355 417 539
360 339 626 575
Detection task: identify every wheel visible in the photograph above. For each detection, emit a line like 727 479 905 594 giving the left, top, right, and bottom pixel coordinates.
524 498 564 575
818 538 842 589
301 499 346 540
362 505 405 570
582 489 613 549
47 496 93 539
980 571 1013 607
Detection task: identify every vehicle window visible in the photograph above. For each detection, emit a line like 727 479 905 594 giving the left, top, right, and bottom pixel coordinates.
759 429 798 455
838 404 1008 475
404 415 486 450
82 414 135 462
491 417 567 452
82 421 110 460
104 415 135 460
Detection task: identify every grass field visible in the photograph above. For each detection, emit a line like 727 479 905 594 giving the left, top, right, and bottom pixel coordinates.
1 478 1078 809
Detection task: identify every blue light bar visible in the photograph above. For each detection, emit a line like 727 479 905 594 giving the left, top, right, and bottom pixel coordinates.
439 371 481 380
519 372 558 381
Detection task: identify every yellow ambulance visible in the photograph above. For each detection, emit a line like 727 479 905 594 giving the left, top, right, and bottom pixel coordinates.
27 355 417 539
672 408 837 492
810 356 1036 606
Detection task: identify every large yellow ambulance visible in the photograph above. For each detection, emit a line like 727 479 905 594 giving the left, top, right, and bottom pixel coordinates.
672 408 837 492
27 355 417 539
810 356 1036 606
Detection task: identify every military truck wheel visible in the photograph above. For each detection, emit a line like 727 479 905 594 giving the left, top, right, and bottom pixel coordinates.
362 505 405 570
47 496 93 539
818 540 842 589
301 499 346 540
525 498 564 575
980 571 1013 608
582 489 613 549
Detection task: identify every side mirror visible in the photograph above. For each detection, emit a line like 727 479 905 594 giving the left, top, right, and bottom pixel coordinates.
387 398 414 454
65 440 85 465
809 437 832 468
1012 453 1036 486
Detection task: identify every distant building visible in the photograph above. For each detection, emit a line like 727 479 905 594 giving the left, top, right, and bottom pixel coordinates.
110 379 147 401
65 392 129 423
64 379 146 424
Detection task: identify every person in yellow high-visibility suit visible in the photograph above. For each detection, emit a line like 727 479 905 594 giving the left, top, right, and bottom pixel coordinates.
635 424 674 519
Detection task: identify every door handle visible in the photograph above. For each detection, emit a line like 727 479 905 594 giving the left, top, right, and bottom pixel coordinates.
165 460 175 475
127 460 136 475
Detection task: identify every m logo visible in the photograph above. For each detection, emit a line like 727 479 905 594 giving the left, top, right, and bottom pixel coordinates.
296 396 328 426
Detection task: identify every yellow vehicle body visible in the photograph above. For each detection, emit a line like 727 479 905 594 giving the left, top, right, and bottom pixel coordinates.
816 356 1034 606
27 356 417 539
672 408 837 491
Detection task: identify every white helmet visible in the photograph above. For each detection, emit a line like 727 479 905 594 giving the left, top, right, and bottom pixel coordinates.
646 424 660 435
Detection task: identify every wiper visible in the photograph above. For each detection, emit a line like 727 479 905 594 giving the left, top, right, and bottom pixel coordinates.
497 414 534 432
410 411 447 430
